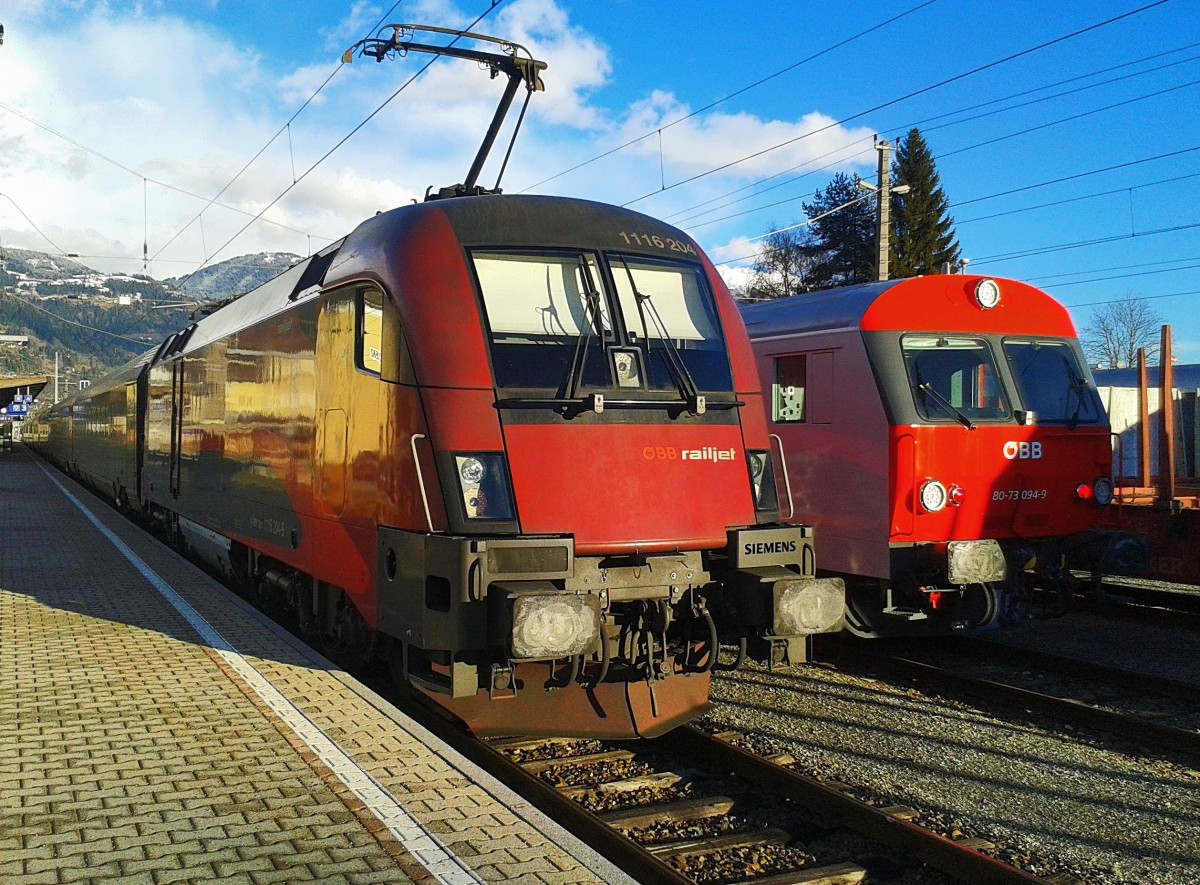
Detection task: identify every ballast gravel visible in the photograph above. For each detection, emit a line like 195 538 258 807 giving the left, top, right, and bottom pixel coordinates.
702 613 1200 885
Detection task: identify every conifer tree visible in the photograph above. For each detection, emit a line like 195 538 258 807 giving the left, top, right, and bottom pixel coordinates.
801 172 875 289
890 129 960 277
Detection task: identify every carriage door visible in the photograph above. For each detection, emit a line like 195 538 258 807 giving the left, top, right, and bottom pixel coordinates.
315 289 356 517
169 358 184 498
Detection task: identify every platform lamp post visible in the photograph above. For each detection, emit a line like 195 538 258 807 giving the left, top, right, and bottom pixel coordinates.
856 139 910 282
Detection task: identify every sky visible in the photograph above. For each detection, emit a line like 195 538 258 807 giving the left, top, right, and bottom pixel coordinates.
1 0 1198 359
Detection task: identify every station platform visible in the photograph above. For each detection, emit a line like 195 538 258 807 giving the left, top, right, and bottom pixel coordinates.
0 447 632 885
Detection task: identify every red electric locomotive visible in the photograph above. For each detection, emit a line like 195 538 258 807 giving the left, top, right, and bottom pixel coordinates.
29 193 846 737
741 275 1139 637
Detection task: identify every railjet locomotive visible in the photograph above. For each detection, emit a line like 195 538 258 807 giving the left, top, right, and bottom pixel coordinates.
741 275 1141 637
29 195 845 737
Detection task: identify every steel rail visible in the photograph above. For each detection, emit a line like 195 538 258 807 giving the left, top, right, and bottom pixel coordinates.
670 726 1055 885
822 641 1200 763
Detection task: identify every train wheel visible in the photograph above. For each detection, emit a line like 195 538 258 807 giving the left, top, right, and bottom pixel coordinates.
315 583 370 662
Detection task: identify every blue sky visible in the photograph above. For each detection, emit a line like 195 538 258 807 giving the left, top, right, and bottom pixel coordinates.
1 0 1197 359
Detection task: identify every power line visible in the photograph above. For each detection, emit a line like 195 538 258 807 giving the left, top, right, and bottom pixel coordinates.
0 289 159 344
956 171 1200 225
917 45 1200 134
0 100 335 244
1036 261 1200 288
518 0 941 194
1064 288 1200 309
704 156 1200 270
172 1 508 293
970 221 1200 264
150 0 411 265
667 41 1200 230
1028 256 1200 283
619 0 1172 208
952 146 1200 209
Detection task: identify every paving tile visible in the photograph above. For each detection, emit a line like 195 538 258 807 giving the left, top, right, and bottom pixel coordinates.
1 449 627 885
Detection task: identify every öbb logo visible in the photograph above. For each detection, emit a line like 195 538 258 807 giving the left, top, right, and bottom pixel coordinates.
643 446 736 462
1003 441 1042 460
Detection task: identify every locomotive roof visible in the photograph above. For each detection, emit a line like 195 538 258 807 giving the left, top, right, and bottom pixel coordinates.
155 194 705 363
739 275 1078 340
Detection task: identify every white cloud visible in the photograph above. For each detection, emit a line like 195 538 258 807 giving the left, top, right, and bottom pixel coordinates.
616 90 876 180
0 0 884 279
715 263 755 294
708 235 759 268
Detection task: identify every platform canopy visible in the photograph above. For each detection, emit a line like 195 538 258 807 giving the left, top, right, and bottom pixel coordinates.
0 376 48 419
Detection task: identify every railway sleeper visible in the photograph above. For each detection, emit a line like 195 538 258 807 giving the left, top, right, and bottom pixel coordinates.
558 771 684 800
649 826 793 858
599 795 736 830
723 862 867 885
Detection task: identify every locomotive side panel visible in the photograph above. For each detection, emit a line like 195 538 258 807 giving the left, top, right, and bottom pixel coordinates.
754 330 891 580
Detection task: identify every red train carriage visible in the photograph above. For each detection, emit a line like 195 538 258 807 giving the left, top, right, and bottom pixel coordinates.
741 275 1141 638
30 194 845 737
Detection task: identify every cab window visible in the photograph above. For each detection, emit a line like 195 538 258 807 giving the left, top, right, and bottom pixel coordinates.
358 289 384 375
1004 339 1101 425
902 335 1009 422
355 287 415 384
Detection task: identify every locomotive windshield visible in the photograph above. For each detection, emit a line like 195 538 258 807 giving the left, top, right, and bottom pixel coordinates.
902 335 1010 424
472 249 732 395
1004 339 1102 425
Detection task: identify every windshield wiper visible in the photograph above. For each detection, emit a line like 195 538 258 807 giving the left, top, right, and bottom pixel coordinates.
1062 355 1091 430
617 257 705 414
917 381 976 430
564 256 604 401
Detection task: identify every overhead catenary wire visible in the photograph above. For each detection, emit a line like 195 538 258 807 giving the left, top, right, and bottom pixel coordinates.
669 42 1200 230
710 148 1200 269
616 0 1173 209
956 171 1200 226
150 0 412 266
0 99 333 246
171 0 509 292
518 0 942 194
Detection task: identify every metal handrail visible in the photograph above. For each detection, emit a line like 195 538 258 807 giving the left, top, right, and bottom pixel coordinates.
769 433 795 521
409 433 434 532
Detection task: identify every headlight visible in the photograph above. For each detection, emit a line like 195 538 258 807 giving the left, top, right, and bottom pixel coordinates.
459 456 486 485
773 577 845 635
919 479 948 513
454 453 515 520
974 278 1001 309
747 451 779 516
1093 476 1114 506
511 595 600 659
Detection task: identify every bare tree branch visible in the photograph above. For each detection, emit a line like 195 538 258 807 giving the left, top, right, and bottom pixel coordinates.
1080 291 1163 368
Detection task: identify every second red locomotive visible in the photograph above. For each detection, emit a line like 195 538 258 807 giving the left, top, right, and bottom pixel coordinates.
741 275 1140 637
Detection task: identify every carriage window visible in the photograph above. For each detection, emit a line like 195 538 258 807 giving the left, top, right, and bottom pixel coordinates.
902 335 1009 422
1004 339 1101 424
358 289 384 375
772 355 807 423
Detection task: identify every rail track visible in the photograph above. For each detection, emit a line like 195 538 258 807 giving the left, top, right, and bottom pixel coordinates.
823 635 1200 764
1071 577 1200 631
452 724 1073 885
